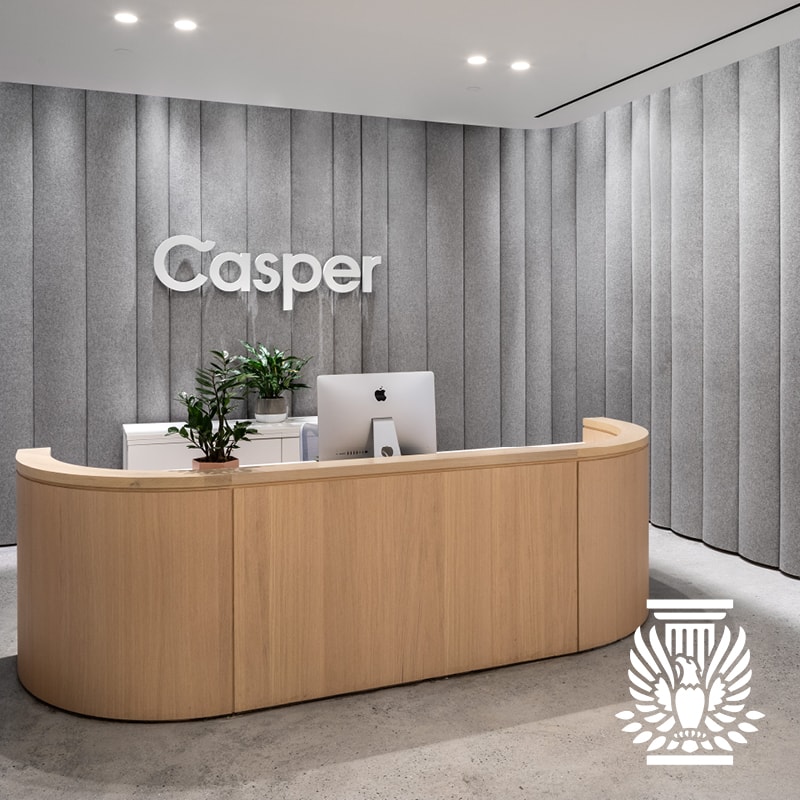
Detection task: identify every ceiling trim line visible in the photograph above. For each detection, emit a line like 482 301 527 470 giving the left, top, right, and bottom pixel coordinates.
534 2 800 118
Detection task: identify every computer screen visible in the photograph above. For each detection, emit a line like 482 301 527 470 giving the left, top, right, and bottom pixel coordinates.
317 371 437 461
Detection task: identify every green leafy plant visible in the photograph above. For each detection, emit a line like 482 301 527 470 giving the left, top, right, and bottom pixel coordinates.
168 349 256 463
238 342 310 399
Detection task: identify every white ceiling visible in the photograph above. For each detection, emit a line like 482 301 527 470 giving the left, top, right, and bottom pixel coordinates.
2 1 800 129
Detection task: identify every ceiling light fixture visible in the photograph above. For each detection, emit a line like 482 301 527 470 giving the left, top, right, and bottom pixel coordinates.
467 55 487 66
114 12 138 24
511 60 531 71
174 19 197 31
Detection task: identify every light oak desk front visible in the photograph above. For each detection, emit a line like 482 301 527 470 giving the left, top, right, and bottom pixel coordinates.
16 417 649 721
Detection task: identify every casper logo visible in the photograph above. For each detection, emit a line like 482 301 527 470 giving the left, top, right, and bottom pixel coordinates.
153 235 382 311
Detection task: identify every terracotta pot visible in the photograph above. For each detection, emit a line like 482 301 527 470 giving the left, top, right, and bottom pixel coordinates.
192 457 240 471
254 396 288 423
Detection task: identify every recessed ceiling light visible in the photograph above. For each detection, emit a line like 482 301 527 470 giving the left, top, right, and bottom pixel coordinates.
511 60 531 71
174 19 197 31
114 12 138 24
467 55 487 66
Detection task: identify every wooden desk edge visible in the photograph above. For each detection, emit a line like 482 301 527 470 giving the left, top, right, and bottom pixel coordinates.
17 417 648 490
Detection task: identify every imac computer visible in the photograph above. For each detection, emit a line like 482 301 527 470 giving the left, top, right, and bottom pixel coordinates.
317 371 437 461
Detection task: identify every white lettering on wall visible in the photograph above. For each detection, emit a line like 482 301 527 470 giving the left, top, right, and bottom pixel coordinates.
154 235 383 311
153 235 214 291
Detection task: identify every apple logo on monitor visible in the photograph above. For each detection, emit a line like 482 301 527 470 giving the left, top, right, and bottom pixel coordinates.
374 387 387 402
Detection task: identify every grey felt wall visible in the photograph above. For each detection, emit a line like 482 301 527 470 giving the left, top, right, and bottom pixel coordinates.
649 88 673 530
576 114 606 435
780 41 800 573
630 97 651 442
702 65 739 553
2 41 800 577
0 83 33 553
525 129 553 447
670 77 704 540
551 125 578 445
427 122 465 450
739 52 781 568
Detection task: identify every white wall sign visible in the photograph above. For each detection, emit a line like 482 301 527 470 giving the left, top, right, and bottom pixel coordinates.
154 235 382 311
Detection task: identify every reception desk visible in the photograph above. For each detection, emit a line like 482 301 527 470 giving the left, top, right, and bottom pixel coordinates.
16 417 649 721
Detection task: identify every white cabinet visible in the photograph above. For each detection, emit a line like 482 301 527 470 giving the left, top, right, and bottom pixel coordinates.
122 418 316 470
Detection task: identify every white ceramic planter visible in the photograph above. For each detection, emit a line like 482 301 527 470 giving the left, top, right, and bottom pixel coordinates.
255 396 288 423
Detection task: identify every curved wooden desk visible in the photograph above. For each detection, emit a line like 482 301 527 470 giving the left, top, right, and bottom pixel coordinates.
16 417 649 721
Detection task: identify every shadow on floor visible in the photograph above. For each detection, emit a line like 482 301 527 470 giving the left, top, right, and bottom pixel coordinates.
0 626 647 793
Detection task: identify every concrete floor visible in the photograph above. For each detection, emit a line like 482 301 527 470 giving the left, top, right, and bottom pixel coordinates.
1 526 798 799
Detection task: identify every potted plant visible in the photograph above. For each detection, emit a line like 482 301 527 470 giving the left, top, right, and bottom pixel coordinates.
168 349 256 470
238 342 310 423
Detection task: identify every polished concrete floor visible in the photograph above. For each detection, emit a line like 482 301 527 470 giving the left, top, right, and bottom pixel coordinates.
1 526 798 799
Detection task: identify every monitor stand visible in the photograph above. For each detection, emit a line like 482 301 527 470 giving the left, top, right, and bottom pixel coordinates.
370 417 401 457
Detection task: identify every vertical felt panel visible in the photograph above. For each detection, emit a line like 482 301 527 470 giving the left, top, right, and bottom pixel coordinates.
426 122 465 452
739 50 781 567
167 99 202 419
32 86 87 464
650 89 672 527
551 125 578 443
361 116 389 374
291 110 334 416
780 41 800 577
86 91 137 468
630 97 651 435
135 95 170 423
464 125 501 449
200 101 248 414
605 104 633 422
0 83 33 544
246 106 292 353
387 119 427 372
670 78 704 538
332 113 363 375
702 63 740 552
525 129 553 445
500 128 526 446
576 113 606 428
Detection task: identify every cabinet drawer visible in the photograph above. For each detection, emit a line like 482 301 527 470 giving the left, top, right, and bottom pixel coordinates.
239 437 282 466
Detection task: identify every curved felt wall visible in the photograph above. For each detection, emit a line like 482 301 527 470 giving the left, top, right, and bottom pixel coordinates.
670 78 704 541
2 42 800 577
649 88 673 530
780 41 800 573
551 125 578 444
524 129 553 447
0 83 33 549
630 97 651 442
701 64 739 554
738 51 781 568
576 113 606 432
